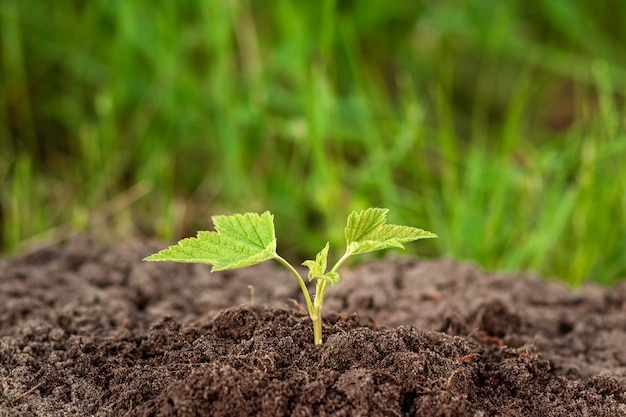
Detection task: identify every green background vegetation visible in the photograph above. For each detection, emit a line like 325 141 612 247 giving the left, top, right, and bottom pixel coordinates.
2 1 625 286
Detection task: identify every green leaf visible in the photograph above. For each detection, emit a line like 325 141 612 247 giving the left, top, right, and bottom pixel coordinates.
143 211 277 271
345 208 437 255
322 271 341 285
345 208 389 244
302 242 341 285
302 242 330 280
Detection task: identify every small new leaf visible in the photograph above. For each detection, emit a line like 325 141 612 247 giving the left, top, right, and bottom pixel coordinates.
143 211 277 271
345 208 437 255
302 243 341 285
321 271 341 285
302 242 330 280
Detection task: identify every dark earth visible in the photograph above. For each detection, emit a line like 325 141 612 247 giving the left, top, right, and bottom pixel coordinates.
1 236 625 416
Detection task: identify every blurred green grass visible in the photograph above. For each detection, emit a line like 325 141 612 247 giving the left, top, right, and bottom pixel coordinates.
1 0 625 286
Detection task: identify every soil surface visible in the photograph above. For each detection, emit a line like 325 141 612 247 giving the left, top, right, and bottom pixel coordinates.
1 237 625 416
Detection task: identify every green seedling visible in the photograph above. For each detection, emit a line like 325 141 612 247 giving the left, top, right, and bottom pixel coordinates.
144 208 437 345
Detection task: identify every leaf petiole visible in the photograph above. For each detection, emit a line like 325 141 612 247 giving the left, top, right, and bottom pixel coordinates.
272 254 314 318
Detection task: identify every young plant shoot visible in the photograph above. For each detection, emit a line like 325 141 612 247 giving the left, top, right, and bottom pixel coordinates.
144 208 437 345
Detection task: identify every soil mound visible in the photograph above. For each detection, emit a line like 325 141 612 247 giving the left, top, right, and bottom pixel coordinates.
1 237 625 416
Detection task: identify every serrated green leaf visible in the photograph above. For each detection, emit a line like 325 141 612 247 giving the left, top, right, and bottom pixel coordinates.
321 271 341 285
345 208 437 256
345 208 389 244
302 242 330 281
143 211 277 271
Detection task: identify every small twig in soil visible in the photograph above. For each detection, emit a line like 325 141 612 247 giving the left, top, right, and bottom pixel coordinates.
456 353 480 364
478 333 505 347
248 285 255 305
288 298 307 314
505 399 522 410
470 305 487 335
10 381 44 404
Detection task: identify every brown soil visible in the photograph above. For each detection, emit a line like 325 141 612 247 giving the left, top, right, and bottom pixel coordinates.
1 237 625 416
